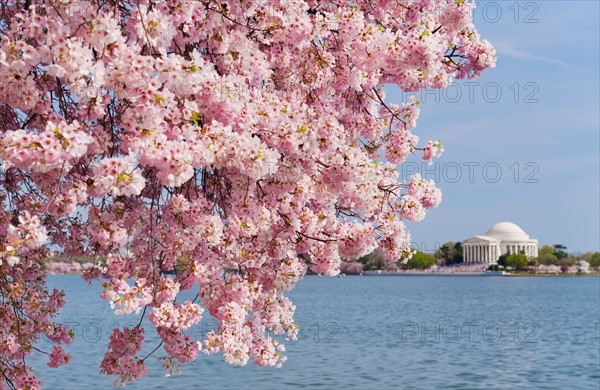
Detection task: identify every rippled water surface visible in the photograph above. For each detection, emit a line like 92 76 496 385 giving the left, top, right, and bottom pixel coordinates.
30 275 600 389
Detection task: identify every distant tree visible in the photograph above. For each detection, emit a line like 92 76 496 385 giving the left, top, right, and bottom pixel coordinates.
505 253 528 270
497 254 508 267
435 242 452 264
576 252 594 262
404 251 436 270
558 257 575 267
560 264 570 273
538 252 559 265
538 245 555 256
536 245 568 265
589 252 600 269
572 252 599 269
357 253 370 269
339 261 364 275
436 242 463 266
452 242 464 264
538 245 556 255
553 244 569 260
358 250 386 271
386 263 399 271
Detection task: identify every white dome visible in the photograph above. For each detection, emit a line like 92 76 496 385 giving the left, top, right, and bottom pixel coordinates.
485 222 529 241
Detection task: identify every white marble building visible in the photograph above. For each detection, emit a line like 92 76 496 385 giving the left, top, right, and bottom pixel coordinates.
463 222 538 264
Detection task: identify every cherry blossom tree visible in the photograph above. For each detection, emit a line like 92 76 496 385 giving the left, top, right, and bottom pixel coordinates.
0 0 495 387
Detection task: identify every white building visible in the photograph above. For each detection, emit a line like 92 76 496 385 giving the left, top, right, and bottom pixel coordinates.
463 222 538 264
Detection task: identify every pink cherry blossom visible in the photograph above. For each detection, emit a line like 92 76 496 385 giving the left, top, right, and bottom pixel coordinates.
47 346 72 368
0 0 495 387
91 157 146 197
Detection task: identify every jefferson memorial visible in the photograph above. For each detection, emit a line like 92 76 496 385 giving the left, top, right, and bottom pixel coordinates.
463 222 538 264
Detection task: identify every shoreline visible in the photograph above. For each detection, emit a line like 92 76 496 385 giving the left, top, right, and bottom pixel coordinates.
362 271 600 277
44 266 600 278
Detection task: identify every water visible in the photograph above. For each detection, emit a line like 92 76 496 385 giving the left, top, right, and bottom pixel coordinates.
28 275 600 389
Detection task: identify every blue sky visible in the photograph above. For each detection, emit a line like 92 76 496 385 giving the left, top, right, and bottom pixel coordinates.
389 1 600 253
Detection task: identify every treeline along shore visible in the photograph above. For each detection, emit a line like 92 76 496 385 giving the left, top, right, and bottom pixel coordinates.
44 243 600 277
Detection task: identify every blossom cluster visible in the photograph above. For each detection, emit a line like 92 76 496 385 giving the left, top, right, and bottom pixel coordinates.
0 0 495 387
149 301 203 332
100 327 147 386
